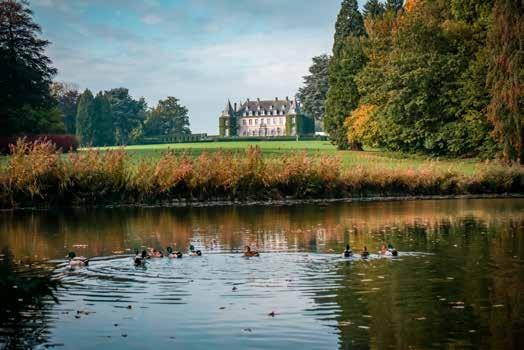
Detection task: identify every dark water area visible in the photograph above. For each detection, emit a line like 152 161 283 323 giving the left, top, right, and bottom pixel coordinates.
1 198 524 349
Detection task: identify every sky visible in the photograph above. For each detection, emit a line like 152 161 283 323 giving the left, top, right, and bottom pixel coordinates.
31 0 363 134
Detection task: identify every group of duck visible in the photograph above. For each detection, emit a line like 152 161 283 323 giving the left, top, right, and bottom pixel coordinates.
66 244 395 268
343 244 398 258
133 245 204 266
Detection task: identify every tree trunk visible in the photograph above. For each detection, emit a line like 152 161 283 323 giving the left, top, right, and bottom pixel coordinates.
349 141 363 151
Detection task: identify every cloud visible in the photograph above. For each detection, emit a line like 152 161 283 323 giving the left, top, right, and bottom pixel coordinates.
33 0 341 133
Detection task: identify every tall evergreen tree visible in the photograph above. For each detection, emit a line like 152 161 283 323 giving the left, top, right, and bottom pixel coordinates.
332 0 367 57
91 92 114 146
363 0 385 18
297 54 330 122
485 0 523 164
325 0 367 150
385 0 404 12
76 89 94 146
0 0 57 135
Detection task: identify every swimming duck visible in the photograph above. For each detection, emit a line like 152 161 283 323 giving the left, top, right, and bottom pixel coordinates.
134 249 149 266
188 244 202 256
166 247 183 259
343 244 353 258
244 246 260 257
68 252 89 268
148 248 164 258
361 246 370 258
387 244 398 257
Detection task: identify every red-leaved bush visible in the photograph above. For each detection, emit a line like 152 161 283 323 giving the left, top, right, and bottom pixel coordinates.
0 135 78 155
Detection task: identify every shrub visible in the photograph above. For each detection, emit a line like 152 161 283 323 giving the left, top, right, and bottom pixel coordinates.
0 135 78 155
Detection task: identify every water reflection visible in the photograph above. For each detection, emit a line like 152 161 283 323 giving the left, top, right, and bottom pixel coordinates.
0 198 523 349
0 248 60 349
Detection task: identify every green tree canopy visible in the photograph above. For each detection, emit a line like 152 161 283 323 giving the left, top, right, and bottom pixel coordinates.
91 92 114 146
297 54 330 122
363 0 385 18
143 97 190 136
325 0 366 150
76 89 94 145
104 88 147 145
0 0 57 136
51 82 80 135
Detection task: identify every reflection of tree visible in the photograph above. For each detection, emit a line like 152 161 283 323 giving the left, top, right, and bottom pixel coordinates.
311 217 524 349
0 247 60 349
2 199 522 260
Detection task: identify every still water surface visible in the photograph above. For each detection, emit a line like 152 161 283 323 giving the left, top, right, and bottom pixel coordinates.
1 198 524 349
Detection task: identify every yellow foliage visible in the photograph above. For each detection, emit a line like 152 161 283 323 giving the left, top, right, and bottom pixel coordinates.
345 104 379 146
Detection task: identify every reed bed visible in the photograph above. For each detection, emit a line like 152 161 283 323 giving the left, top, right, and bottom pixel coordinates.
0 139 522 209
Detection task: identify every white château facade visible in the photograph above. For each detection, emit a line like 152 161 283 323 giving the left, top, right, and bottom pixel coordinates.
219 97 314 137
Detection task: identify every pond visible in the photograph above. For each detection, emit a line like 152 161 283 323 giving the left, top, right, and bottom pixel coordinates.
1 198 523 349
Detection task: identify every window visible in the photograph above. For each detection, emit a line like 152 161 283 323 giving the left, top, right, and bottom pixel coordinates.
249 111 253 116
261 110 265 116
243 120 246 126
292 117 296 123
249 119 252 125
273 118 276 124
255 119 258 125
277 127 281 135
279 118 283 125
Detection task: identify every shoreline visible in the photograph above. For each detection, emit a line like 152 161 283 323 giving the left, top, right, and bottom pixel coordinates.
2 193 522 212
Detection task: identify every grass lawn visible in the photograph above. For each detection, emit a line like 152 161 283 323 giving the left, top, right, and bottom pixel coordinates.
78 140 489 175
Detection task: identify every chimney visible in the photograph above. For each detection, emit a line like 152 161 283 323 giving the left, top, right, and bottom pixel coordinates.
234 102 237 111
257 98 260 102
275 97 278 101
286 96 289 101
247 98 250 103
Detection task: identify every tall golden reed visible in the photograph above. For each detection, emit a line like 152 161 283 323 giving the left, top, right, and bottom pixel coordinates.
0 139 522 208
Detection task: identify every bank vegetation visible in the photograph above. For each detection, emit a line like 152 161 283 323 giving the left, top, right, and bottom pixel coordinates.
0 140 522 209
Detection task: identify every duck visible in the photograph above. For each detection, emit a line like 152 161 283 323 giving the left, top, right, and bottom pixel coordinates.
387 244 398 257
361 246 370 258
166 246 183 259
148 248 164 258
68 251 89 268
188 244 202 256
343 244 353 258
244 246 260 257
134 249 149 266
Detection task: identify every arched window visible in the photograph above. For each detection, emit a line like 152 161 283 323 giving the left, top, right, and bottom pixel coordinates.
249 119 252 125
242 119 246 125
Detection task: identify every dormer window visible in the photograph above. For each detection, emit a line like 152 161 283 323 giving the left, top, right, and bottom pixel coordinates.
261 110 265 116
249 111 253 116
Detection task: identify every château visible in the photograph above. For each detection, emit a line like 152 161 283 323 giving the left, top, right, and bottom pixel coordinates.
219 97 314 137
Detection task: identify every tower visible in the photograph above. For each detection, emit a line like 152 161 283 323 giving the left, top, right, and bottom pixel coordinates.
219 100 237 137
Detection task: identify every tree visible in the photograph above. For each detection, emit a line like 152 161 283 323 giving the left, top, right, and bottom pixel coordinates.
332 0 367 56
0 0 57 136
91 92 114 146
486 0 523 163
385 0 404 12
325 0 366 150
297 55 330 122
76 89 94 145
363 0 385 18
51 82 80 135
104 88 146 145
143 97 190 136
